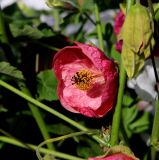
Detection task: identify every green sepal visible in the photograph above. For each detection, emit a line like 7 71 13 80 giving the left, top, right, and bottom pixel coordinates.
119 3 154 54
119 3 155 78
121 44 135 78
95 145 139 160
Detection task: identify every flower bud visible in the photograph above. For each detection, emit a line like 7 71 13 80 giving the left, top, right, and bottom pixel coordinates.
88 146 139 160
119 3 155 78
46 0 77 10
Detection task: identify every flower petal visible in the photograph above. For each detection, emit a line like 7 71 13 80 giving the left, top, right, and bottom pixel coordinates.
53 43 118 117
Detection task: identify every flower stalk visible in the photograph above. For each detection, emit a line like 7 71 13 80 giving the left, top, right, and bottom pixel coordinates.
19 83 54 150
36 131 95 160
110 0 135 146
0 136 86 160
53 8 60 31
110 62 126 146
151 101 159 160
0 8 54 150
94 2 104 51
147 0 159 159
0 79 106 145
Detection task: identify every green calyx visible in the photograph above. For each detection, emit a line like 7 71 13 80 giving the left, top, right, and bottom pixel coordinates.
96 145 139 160
119 3 155 79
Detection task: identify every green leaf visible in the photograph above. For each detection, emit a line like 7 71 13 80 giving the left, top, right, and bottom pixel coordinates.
110 45 121 63
154 3 159 22
17 2 38 17
37 69 58 101
77 138 103 158
0 142 4 149
0 61 25 80
40 28 55 37
122 97 151 138
0 105 8 113
47 123 75 135
9 23 43 39
79 0 94 11
123 94 135 107
9 23 54 39
128 112 150 133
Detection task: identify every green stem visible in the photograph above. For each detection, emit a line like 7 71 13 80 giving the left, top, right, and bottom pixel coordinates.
0 129 33 150
150 100 159 160
84 12 96 25
0 136 86 160
147 0 155 17
0 8 54 150
0 8 8 43
0 80 106 146
110 0 134 146
110 62 126 146
94 2 104 51
36 131 96 160
147 0 159 159
53 9 60 31
147 0 159 86
19 83 54 150
34 41 60 51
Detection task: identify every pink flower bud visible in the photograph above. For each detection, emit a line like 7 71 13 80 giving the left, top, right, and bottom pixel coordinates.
114 11 125 53
114 11 125 36
53 42 118 118
88 153 136 160
88 146 139 160
115 40 123 53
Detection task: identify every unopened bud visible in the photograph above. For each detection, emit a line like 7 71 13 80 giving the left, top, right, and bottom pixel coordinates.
119 3 155 78
45 0 77 10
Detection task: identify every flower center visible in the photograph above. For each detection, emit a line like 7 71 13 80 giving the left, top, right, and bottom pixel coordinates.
71 69 94 91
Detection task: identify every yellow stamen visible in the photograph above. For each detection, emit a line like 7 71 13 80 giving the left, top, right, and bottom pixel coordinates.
71 69 94 91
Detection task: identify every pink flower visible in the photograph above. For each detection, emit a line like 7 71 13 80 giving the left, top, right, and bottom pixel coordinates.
53 42 118 118
88 153 136 160
88 146 139 160
114 11 125 53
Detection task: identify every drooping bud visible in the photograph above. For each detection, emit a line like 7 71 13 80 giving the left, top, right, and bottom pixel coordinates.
118 2 155 78
45 0 78 10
